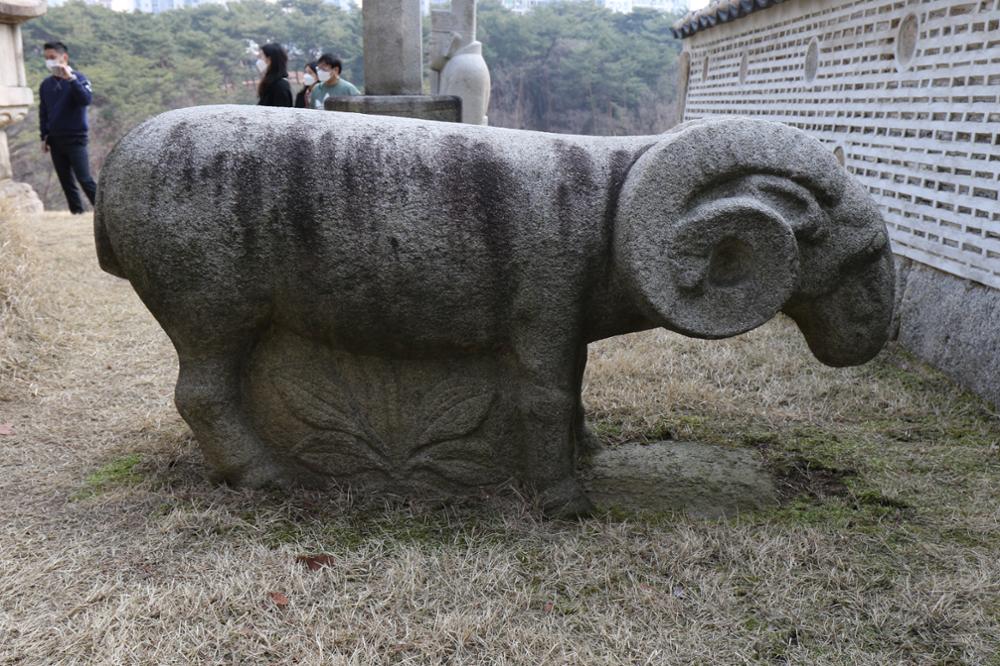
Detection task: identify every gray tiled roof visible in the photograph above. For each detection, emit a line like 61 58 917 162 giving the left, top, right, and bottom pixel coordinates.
672 0 790 39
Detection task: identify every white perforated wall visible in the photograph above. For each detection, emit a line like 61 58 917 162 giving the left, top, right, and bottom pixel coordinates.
680 0 1000 289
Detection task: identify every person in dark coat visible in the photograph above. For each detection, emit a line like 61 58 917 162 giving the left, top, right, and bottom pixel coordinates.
39 41 97 215
294 61 319 109
256 43 293 107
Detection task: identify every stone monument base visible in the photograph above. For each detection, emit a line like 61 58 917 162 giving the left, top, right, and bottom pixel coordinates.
325 95 462 122
894 257 1000 409
0 180 43 217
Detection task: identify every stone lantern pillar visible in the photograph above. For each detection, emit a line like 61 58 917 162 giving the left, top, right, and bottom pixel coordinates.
0 0 45 215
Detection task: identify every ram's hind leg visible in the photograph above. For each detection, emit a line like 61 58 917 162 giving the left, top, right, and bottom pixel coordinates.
572 343 603 456
150 294 288 489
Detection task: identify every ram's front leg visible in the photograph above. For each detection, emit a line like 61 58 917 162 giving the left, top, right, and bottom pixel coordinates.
174 347 286 488
512 329 595 519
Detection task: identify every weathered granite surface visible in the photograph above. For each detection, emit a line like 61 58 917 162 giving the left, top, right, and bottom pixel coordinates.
95 107 895 516
0 178 42 215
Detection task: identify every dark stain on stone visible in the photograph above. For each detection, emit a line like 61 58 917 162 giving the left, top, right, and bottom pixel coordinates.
166 121 194 183
580 146 648 339
438 134 522 332
231 147 265 267
552 140 598 239
149 120 195 207
604 148 638 235
199 151 230 200
275 129 320 248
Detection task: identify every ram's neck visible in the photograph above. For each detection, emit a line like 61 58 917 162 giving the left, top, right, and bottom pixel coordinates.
581 264 657 344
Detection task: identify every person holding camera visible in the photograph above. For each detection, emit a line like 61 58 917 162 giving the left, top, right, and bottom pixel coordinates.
39 41 97 215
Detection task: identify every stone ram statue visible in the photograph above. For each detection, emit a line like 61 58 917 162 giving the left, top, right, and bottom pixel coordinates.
95 106 895 517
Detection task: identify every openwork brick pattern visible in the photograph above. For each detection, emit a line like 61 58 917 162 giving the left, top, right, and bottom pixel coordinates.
680 0 1000 289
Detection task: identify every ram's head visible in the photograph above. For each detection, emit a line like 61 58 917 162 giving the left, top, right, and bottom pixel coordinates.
615 118 894 367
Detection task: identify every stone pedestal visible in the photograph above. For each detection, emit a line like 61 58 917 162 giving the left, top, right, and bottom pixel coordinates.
325 94 461 122
581 441 778 519
0 0 45 215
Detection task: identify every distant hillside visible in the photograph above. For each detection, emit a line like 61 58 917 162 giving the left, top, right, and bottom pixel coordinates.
10 0 682 209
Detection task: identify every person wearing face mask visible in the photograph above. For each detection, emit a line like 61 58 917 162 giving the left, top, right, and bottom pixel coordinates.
294 61 319 109
309 54 360 110
38 40 97 215
256 43 293 108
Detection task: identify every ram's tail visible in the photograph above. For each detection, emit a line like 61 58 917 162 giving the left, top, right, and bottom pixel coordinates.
93 186 125 279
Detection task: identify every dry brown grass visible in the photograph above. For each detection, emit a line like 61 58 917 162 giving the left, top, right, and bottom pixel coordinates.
0 202 41 389
1 213 998 664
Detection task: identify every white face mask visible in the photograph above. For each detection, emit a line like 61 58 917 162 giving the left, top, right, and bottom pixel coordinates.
303 73 316 86
317 69 332 83
45 58 60 72
255 58 267 73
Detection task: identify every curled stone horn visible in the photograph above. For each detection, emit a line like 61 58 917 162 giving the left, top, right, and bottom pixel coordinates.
614 118 844 339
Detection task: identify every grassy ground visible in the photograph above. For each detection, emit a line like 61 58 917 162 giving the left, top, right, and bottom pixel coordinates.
1 212 998 664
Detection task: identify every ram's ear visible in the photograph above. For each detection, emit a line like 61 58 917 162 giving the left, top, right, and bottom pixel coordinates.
614 118 842 339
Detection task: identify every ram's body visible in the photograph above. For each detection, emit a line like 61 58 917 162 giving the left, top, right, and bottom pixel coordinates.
96 106 654 356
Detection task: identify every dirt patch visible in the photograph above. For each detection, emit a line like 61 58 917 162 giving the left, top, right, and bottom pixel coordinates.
767 454 854 502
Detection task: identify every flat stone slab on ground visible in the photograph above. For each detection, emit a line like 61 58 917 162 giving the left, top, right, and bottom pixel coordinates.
581 441 778 519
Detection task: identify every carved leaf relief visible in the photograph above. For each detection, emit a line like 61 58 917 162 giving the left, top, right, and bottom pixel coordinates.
272 367 389 462
414 379 495 447
410 438 501 487
291 434 388 479
270 361 500 488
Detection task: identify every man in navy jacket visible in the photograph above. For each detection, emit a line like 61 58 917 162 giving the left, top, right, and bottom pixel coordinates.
39 41 97 215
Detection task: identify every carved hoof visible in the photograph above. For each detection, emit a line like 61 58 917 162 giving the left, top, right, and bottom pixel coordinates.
576 424 605 456
540 478 595 520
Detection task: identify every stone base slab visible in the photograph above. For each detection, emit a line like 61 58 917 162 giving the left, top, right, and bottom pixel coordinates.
894 257 1000 409
581 441 778 519
0 179 43 217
